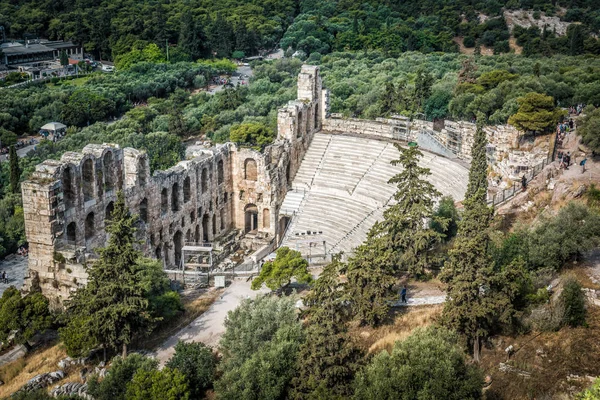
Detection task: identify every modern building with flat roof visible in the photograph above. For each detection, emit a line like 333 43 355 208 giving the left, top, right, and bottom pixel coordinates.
1 40 82 66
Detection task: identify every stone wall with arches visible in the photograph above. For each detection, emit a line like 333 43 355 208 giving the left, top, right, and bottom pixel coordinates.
22 65 325 306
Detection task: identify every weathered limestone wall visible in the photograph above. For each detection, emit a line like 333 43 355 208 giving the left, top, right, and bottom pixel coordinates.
23 65 324 306
322 115 412 141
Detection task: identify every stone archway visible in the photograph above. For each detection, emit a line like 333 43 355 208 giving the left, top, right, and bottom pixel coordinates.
244 204 258 233
174 231 182 267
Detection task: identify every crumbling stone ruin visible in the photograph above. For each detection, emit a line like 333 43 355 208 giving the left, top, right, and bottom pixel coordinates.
22 65 324 307
22 64 546 306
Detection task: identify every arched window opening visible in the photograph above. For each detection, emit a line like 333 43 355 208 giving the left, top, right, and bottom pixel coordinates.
171 182 180 212
314 102 320 131
85 212 95 240
195 225 200 243
286 162 291 187
217 159 224 184
244 204 258 233
82 159 94 202
244 159 257 181
62 166 75 208
201 168 208 192
163 243 169 265
224 192 228 203
155 247 162 259
220 209 225 231
140 198 148 223
161 188 168 215
66 222 76 243
138 158 147 186
263 208 271 229
174 231 182 267
183 176 191 203
186 229 192 243
212 216 217 235
103 152 115 191
202 214 210 242
105 202 114 220
190 210 195 222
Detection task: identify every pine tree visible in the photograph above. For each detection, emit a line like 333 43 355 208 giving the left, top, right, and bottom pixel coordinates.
291 257 363 399
344 228 395 327
61 191 157 358
9 145 20 194
464 123 488 202
440 126 517 362
383 144 448 276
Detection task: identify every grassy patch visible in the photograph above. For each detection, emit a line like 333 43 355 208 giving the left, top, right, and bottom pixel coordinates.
349 305 443 355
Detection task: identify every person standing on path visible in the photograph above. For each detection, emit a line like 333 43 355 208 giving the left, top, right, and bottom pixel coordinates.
580 157 587 174
521 175 527 191
401 286 407 304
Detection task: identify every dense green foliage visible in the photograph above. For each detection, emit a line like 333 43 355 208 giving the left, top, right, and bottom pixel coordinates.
315 52 598 122
60 192 182 357
0 192 26 258
251 246 312 291
0 0 296 60
578 378 600 400
215 295 303 399
353 326 483 400
88 354 158 400
126 367 190 400
431 196 460 241
578 106 600 153
166 341 217 399
0 287 53 347
559 276 587 328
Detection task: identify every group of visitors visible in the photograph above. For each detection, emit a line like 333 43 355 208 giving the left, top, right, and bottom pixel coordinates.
568 104 585 116
1 271 8 284
41 130 65 143
0 138 36 155
17 246 28 257
557 151 572 170
555 110 589 174
556 118 574 147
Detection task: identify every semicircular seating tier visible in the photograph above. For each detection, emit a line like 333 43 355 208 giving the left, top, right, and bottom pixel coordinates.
279 132 469 259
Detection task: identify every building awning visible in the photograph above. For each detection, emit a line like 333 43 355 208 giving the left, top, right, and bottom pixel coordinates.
40 122 67 132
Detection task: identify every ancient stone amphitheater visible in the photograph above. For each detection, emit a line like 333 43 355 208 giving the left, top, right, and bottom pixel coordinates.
22 65 474 306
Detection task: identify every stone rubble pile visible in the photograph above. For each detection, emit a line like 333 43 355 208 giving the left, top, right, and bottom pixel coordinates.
17 370 65 393
51 382 93 399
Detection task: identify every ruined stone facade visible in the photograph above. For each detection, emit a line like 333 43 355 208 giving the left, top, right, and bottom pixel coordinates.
23 65 324 306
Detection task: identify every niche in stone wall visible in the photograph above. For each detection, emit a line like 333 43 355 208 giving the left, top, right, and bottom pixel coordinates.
220 209 225 230
85 212 95 240
105 201 114 220
161 188 168 215
218 159 224 184
201 168 208 192
62 166 75 209
66 222 76 243
183 176 191 203
314 102 319 130
263 208 270 229
82 159 94 202
171 182 180 212
244 204 258 233
202 214 210 242
139 198 148 223
103 151 115 191
297 110 303 138
174 231 182 267
244 159 257 181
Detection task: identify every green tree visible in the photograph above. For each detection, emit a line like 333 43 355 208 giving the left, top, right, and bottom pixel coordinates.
414 68 434 110
440 125 518 362
430 196 459 241
9 144 20 194
60 191 158 358
60 50 69 67
508 92 563 134
215 295 303 400
61 88 116 127
166 341 217 399
251 246 312 291
559 276 587 328
353 326 483 400
126 367 190 400
0 287 53 348
88 354 157 400
578 106 600 153
291 257 363 399
229 122 275 148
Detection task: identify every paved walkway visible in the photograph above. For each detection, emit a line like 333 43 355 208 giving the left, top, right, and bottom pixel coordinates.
154 278 269 365
0 255 28 295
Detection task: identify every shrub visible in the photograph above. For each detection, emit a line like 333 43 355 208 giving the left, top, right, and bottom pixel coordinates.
463 36 476 48
559 277 587 327
88 354 158 400
166 341 217 399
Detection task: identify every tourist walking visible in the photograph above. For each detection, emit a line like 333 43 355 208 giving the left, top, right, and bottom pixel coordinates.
1 271 6 284
564 152 571 170
400 286 407 304
580 157 587 174
521 175 527 191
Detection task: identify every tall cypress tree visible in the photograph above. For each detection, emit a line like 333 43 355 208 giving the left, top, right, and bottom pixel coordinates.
440 125 517 362
292 257 363 399
61 191 157 358
9 145 20 194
